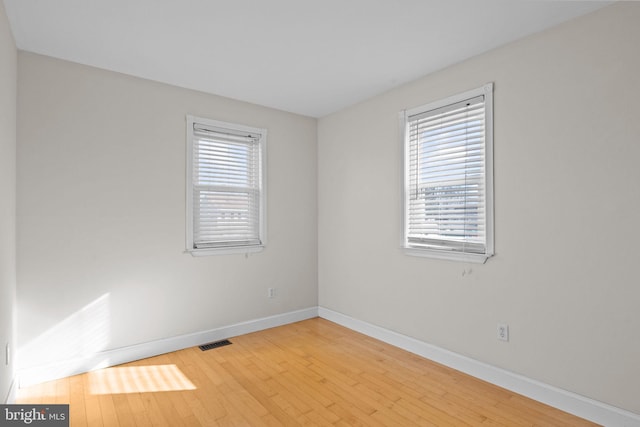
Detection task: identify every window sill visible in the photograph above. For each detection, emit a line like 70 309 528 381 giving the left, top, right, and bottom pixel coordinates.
186 245 264 257
404 247 491 264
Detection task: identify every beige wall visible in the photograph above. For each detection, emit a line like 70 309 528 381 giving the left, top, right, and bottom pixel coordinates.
0 0 17 403
318 2 640 414
16 53 318 371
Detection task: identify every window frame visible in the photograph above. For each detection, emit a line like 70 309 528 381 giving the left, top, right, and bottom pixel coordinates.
186 115 267 256
400 83 494 263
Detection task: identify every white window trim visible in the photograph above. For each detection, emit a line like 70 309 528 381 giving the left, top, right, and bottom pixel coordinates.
186 115 267 256
400 83 494 264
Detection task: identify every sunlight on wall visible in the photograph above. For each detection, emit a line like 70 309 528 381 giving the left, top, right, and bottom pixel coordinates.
88 364 196 394
18 294 111 376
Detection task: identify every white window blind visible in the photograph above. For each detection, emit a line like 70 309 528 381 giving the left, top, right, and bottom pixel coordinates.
403 83 493 262
186 116 266 254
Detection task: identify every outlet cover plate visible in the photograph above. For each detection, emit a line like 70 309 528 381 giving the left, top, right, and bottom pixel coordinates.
497 323 509 342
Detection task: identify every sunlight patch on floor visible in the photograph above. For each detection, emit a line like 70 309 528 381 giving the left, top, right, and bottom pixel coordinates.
88 364 196 394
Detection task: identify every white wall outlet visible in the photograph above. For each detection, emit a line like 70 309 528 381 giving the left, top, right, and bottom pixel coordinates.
268 287 276 298
497 323 509 342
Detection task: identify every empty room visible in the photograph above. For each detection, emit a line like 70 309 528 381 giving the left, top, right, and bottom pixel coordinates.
1 0 639 426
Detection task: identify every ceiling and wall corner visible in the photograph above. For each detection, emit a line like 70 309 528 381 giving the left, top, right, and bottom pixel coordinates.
2 0 611 118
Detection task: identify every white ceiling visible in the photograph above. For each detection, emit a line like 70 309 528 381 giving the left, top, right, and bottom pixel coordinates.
4 0 610 117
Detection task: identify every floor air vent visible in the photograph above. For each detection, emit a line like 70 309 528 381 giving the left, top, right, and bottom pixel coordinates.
199 339 232 351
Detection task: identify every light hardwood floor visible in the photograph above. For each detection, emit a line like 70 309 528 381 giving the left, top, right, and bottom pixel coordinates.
17 318 598 426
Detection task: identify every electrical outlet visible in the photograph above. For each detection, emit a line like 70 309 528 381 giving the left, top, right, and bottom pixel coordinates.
268 287 276 298
497 323 509 342
5 343 9 366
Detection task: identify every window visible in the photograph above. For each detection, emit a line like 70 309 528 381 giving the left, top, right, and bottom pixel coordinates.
186 115 266 255
401 83 494 263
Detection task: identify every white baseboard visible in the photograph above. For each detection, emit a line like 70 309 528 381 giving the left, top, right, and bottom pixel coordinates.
18 306 318 388
318 306 640 427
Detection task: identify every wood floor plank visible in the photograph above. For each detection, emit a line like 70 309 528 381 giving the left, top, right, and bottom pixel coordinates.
124 392 154 426
16 318 599 426
68 375 88 427
53 377 70 404
97 394 121 427
82 374 104 427
230 339 338 424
